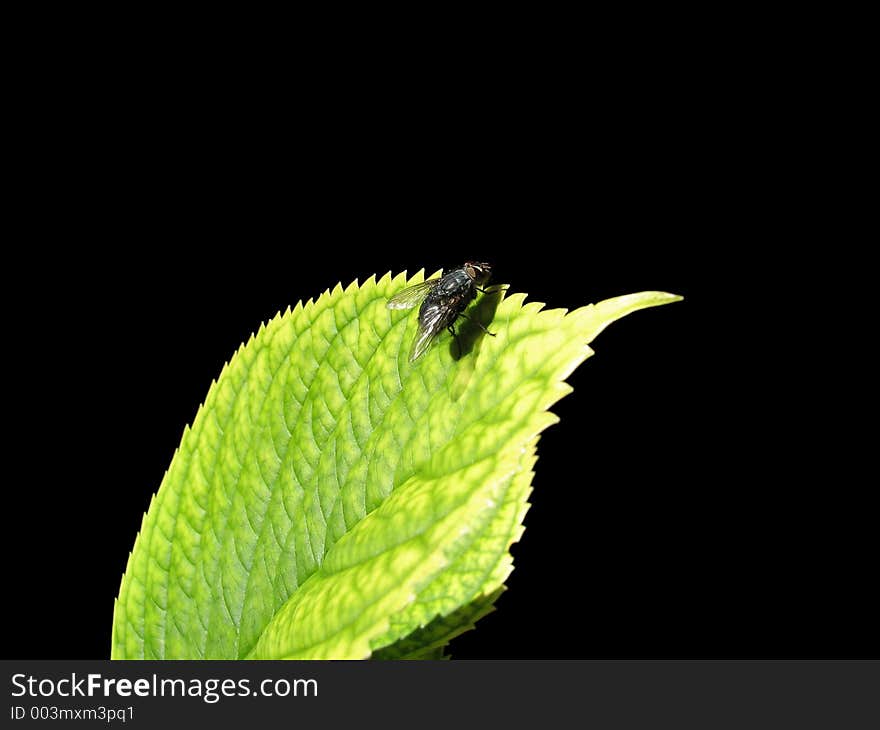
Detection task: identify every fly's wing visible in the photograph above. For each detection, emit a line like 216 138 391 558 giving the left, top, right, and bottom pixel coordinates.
386 280 438 310
409 300 447 362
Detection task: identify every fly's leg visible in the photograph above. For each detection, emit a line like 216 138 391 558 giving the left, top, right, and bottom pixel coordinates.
448 324 462 358
458 312 496 336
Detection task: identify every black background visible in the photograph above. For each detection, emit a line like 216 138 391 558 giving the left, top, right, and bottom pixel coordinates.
5 46 872 660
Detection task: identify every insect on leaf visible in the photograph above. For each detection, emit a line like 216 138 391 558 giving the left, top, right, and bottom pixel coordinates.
112 270 681 659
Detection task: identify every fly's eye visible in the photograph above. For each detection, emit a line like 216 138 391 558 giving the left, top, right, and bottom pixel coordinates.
465 265 475 278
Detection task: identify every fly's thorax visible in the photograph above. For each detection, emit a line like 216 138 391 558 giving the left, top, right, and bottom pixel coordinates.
437 268 475 296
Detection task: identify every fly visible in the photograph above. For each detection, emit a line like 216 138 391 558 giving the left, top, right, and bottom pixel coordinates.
387 261 497 362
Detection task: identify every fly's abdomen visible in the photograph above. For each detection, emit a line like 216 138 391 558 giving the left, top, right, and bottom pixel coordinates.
419 296 451 328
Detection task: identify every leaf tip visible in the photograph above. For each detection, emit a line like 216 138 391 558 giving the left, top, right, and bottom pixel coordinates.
654 291 683 304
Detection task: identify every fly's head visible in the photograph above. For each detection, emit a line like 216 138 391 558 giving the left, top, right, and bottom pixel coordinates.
464 261 492 286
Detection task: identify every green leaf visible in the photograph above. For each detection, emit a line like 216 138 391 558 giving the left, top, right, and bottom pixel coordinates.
111 271 680 660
